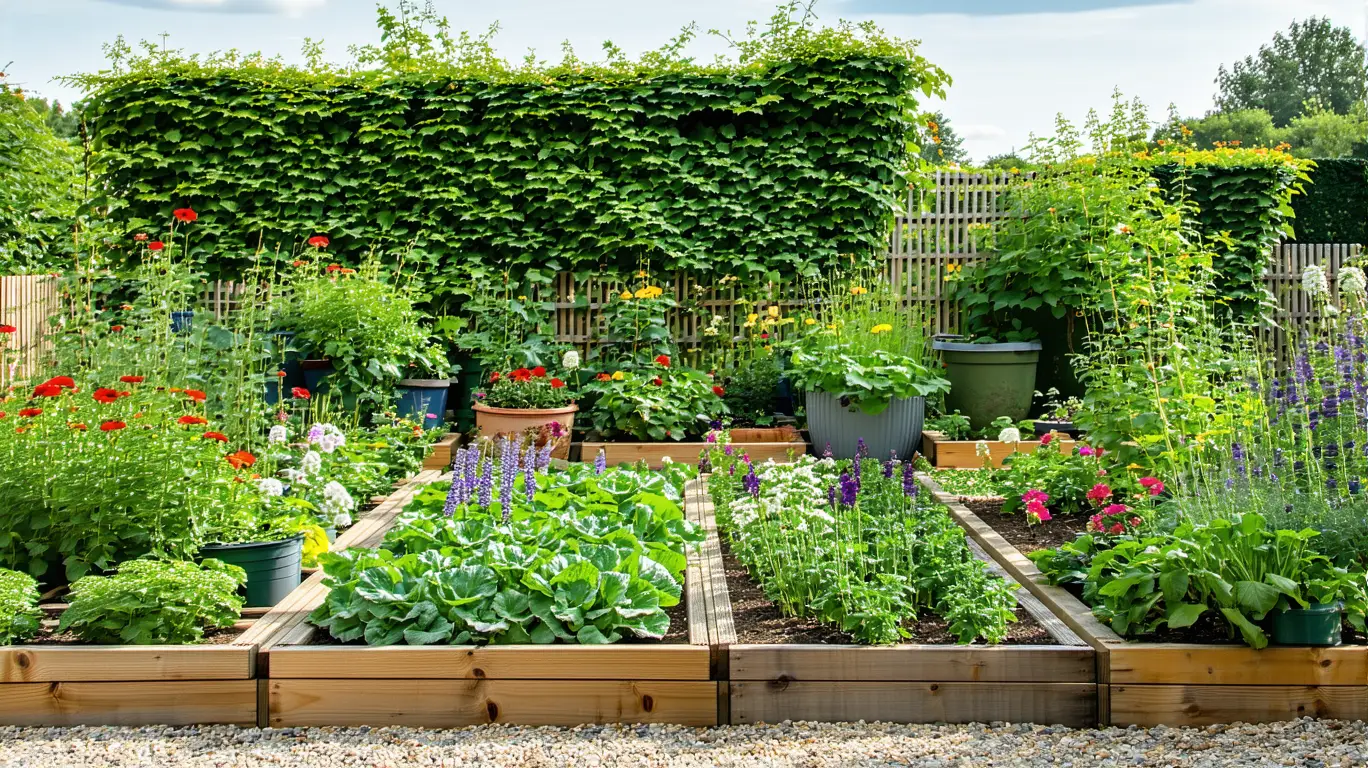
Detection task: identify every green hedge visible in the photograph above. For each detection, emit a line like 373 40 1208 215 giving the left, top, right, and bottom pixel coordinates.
85 57 931 301
1291 159 1368 244
0 87 79 272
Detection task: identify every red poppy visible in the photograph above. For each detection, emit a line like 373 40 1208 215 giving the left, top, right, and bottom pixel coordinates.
307 235 330 248
490 372 501 383
203 431 228 442
325 264 341 273
178 415 208 426
291 387 310 400
93 388 122 403
99 420 126 432
173 207 198 223
655 355 671 368
119 375 144 384
596 372 611 382
712 385 726 396
0 325 14 334
760 333 770 340
147 242 164 252
69 423 87 431
44 376 75 389
531 366 547 378
32 384 62 398
184 389 207 402
339 268 356 275
225 450 257 469
18 408 41 418
0 412 6 419
133 233 149 242
652 377 663 386
292 260 307 268
550 378 565 389
110 325 125 332
509 368 533 382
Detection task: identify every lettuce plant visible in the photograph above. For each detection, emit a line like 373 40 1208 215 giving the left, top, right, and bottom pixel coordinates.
57 558 246 644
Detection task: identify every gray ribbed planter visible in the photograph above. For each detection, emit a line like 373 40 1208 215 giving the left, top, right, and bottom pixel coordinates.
804 392 925 460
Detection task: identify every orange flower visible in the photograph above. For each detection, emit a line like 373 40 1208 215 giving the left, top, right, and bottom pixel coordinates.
184 389 207 402
172 207 198 223
203 431 228 442
225 450 257 469
178 415 208 426
69 423 87 431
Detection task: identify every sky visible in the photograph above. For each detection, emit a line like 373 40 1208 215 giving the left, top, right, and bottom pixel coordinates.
1 0 1364 161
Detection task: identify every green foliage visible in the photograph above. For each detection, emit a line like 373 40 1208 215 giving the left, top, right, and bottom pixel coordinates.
0 568 42 645
74 3 949 295
997 443 1108 515
309 464 703 645
709 453 1017 644
481 366 574 409
0 84 79 272
592 281 676 368
919 111 966 165
586 360 727 441
1291 159 1368 244
57 558 246 644
1216 16 1367 127
720 351 780 426
924 409 972 440
1172 108 1277 152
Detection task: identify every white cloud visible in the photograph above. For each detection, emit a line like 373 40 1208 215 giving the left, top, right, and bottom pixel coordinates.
94 0 325 15
956 124 1007 141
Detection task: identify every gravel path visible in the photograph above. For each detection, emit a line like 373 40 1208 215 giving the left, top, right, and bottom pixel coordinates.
1 719 1365 767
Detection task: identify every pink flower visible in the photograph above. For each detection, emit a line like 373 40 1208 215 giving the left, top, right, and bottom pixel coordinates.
1139 477 1164 496
1079 445 1095 457
1025 500 1052 524
1129 516 1143 528
1039 432 1053 446
1103 503 1130 516
1086 483 1112 503
1087 514 1103 532
1021 489 1049 505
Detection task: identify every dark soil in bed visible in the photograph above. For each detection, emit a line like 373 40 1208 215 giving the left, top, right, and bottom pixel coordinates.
965 498 1089 555
721 539 1051 645
23 621 246 646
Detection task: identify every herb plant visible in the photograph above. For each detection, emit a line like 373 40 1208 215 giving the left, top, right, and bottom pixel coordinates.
479 366 575 410
57 558 246 645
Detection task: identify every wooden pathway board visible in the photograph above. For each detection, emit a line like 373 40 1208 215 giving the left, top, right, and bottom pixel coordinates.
584 439 806 470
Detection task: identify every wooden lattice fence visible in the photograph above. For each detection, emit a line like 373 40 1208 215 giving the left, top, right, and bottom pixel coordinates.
0 275 60 386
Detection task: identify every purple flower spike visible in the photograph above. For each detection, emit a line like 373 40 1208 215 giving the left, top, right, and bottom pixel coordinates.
477 458 494 508
594 448 607 475
827 484 837 507
742 466 761 498
537 441 554 471
442 476 461 518
839 472 858 507
902 461 917 498
524 444 538 505
856 438 868 460
464 443 480 495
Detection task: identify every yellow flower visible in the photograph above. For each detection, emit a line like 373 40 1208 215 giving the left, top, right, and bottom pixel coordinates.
764 344 772 352
647 286 663 298
747 313 759 323
1125 463 1144 470
634 287 651 299
767 306 780 318
804 318 816 326
517 295 528 301
636 270 649 278
849 286 868 296
619 291 633 300
870 324 893 335
611 371 625 381
826 324 837 330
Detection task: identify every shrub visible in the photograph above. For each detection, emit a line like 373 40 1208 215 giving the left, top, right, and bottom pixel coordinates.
57 559 246 644
0 568 42 645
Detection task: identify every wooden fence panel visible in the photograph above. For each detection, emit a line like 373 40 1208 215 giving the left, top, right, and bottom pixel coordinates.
0 275 60 386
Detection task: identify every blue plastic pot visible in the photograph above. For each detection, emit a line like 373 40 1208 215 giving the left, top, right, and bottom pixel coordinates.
397 378 450 428
170 310 194 334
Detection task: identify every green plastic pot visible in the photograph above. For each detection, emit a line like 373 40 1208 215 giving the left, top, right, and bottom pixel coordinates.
199 535 304 608
1271 603 1343 646
933 340 1042 431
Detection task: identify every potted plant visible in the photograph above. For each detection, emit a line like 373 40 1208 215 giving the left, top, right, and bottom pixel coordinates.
1032 388 1084 439
787 276 948 459
396 341 455 428
931 333 1043 432
473 351 580 459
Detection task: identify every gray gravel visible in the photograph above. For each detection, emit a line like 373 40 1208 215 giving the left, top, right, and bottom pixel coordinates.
0 719 1364 767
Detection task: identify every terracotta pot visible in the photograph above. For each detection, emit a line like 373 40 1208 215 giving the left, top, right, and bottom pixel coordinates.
473 403 577 459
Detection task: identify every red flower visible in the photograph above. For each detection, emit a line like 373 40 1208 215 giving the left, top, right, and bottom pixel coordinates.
184 389 207 402
147 242 164 252
133 233 149 242
326 264 341 273
1040 432 1053 446
119 375 144 384
596 372 611 382
0 325 15 334
172 207 198 223
92 388 122 403
307 235 330 248
0 412 6 419
1107 522 1125 535
531 366 547 378
550 378 565 389
44 376 75 389
292 260 307 268
655 355 671 368
178 415 208 426
203 431 228 442
225 450 257 469
276 371 288 377
510 368 533 382
18 408 42 418
652 377 663 386
760 333 770 340
712 385 725 396
100 420 126 432
489 372 501 383
291 387 310 399
32 383 62 398
110 325 125 332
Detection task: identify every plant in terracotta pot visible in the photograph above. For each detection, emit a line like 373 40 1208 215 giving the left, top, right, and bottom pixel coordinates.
472 351 579 458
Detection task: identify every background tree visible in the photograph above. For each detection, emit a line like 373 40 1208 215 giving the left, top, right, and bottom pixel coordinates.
919 111 967 165
1215 17 1366 127
25 98 81 141
981 152 1031 171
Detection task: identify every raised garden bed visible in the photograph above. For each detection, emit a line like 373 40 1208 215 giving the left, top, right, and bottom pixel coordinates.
584 427 807 470
421 432 462 470
922 430 1075 469
920 475 1368 727
689 482 1100 727
256 474 720 728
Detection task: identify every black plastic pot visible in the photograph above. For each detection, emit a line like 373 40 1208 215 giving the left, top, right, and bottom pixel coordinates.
200 535 303 608
1033 420 1082 439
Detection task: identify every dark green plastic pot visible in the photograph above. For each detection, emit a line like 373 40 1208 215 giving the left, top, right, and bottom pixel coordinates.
200 535 303 608
933 340 1042 431
1272 603 1343 646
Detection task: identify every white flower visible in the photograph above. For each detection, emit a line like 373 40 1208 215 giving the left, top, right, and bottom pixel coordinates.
279 468 305 483
975 440 990 458
1340 267 1367 297
268 425 289 444
661 456 673 465
1302 264 1329 299
997 427 1021 444
332 511 353 529
1325 304 1341 317
1143 546 1160 555
256 478 284 497
301 450 322 475
318 433 346 454
561 350 580 371
1167 548 1189 560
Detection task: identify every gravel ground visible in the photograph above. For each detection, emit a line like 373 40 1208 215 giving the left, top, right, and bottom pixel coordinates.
1 719 1366 767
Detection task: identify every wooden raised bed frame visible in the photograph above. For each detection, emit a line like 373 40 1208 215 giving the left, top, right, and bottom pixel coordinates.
922 430 1075 469
585 427 807 470
689 482 1101 727
257 474 720 728
0 470 443 727
921 474 1368 726
422 432 461 470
